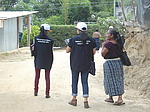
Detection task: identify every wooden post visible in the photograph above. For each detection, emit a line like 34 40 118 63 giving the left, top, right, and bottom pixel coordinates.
17 17 19 48
27 14 30 47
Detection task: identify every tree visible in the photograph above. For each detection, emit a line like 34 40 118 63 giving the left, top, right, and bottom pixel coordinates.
68 0 91 24
89 0 114 22
0 0 18 10
61 0 70 25
12 2 32 11
32 0 61 19
91 0 114 12
23 0 30 4
43 15 64 25
120 0 127 21
91 0 101 12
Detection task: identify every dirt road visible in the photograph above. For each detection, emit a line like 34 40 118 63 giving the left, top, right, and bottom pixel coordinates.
0 48 149 112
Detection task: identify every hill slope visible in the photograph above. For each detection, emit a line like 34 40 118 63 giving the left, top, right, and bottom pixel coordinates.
124 27 150 99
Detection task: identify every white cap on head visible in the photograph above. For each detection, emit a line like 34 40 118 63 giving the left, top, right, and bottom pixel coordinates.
109 26 114 29
76 22 87 31
41 24 52 31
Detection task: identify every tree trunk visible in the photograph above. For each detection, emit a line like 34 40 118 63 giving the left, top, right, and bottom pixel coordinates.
120 0 127 22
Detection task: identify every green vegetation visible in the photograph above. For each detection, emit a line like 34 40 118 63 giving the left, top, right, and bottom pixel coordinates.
22 25 40 46
0 0 133 47
0 0 116 25
21 24 99 47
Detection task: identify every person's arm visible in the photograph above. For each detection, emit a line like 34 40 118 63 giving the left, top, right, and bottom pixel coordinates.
31 45 34 51
93 48 96 54
101 47 109 57
31 37 35 51
66 46 71 53
92 32 95 38
99 33 102 38
101 42 109 57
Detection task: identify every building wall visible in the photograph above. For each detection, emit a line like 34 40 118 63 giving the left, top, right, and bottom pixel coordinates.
0 19 4 52
0 27 4 52
0 18 18 52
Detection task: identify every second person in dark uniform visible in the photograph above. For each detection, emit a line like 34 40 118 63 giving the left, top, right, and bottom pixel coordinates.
31 24 54 98
66 22 97 108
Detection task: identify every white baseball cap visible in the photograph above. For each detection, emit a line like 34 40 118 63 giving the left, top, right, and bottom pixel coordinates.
109 26 114 29
41 24 52 31
76 22 87 31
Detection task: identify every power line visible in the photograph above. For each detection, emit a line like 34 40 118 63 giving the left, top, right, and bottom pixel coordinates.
34 1 114 6
0 1 114 7
0 4 114 11
31 2 131 10
0 2 131 10
34 4 113 10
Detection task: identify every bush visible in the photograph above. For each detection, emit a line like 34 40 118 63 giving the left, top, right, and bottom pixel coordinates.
97 16 125 38
21 25 40 46
96 11 113 19
43 15 64 25
49 24 99 47
21 24 99 47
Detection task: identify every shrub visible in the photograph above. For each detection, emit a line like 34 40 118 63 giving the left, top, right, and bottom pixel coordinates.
21 24 99 47
43 15 64 25
97 16 125 38
49 24 99 47
22 25 40 46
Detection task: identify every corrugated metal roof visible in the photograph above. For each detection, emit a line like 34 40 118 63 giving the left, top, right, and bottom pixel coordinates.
0 11 38 20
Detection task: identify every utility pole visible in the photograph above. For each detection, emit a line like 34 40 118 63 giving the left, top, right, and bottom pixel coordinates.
114 0 116 18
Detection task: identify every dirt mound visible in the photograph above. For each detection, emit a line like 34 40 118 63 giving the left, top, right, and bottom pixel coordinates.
124 27 150 99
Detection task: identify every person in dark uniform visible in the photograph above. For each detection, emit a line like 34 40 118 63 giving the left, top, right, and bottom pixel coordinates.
66 22 97 108
31 24 54 98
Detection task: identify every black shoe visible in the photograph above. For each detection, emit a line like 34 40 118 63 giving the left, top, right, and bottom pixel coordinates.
34 93 38 96
45 95 50 98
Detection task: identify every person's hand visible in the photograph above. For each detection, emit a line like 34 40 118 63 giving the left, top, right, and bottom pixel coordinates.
102 41 107 47
102 41 109 49
32 46 34 51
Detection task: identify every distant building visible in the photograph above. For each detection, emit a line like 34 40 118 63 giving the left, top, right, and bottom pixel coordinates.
0 11 38 53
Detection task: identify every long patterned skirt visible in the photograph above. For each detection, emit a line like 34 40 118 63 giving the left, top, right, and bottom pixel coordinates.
103 59 124 97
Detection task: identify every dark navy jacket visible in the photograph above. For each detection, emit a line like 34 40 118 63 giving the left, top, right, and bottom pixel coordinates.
33 35 54 70
68 35 96 72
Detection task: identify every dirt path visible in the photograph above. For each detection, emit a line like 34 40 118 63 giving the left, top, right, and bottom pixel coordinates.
0 48 150 112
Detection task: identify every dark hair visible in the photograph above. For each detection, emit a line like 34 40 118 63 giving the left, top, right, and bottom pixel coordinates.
109 29 124 51
95 28 99 31
109 29 118 39
80 31 88 45
39 26 47 38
